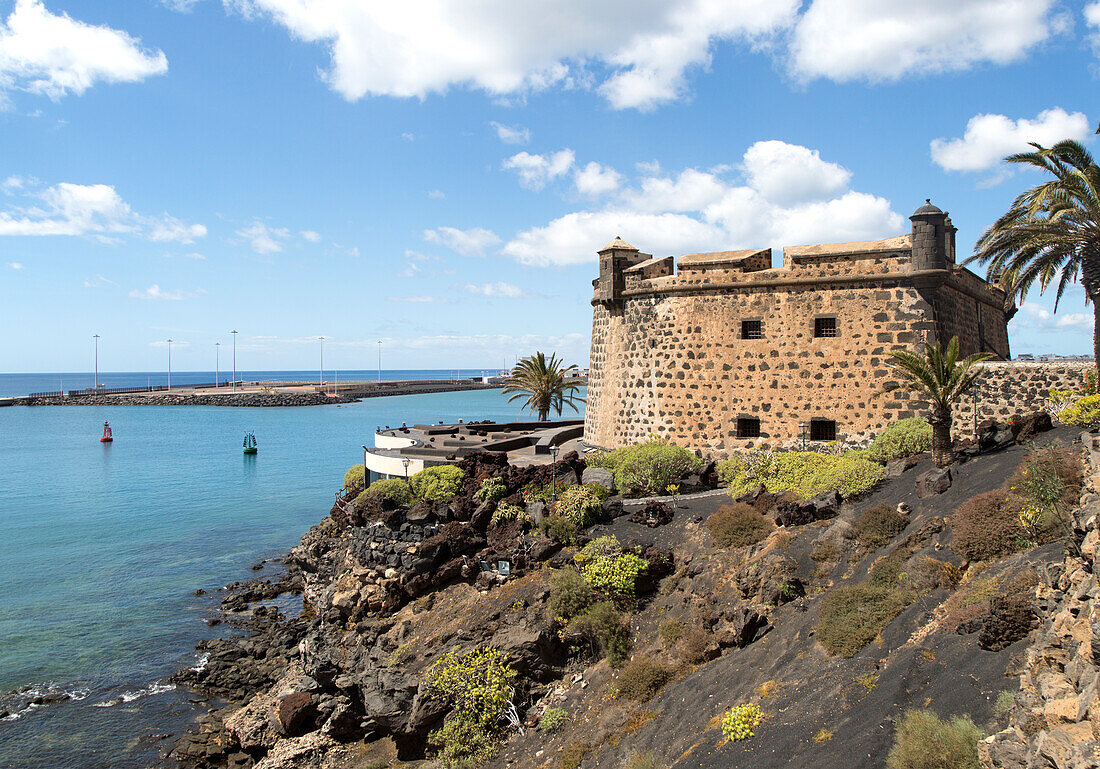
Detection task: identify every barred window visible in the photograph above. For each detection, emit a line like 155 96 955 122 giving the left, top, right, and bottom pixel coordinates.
737 417 761 438
741 319 763 340
810 419 837 441
814 317 838 338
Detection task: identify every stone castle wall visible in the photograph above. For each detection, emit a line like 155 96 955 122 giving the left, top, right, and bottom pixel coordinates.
956 362 1092 433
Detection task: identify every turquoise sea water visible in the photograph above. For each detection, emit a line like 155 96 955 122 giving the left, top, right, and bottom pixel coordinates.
0 389 583 768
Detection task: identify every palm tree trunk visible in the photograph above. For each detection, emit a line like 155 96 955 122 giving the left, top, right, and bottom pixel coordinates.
1093 301 1100 385
931 414 952 469
1081 251 1100 383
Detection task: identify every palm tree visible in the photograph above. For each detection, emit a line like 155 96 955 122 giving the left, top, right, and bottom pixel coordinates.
885 337 994 468
503 352 585 422
968 140 1100 377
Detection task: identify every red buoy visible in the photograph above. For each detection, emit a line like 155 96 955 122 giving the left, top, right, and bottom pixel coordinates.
100 421 113 443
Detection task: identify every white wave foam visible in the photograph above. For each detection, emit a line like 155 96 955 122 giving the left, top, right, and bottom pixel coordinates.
190 653 209 673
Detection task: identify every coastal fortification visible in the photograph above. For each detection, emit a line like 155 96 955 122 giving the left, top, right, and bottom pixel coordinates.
585 200 1020 456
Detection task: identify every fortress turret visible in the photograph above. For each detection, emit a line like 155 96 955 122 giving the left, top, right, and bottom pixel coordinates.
594 237 649 308
909 199 956 271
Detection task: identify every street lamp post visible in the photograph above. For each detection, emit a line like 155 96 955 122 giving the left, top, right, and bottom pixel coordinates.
549 444 560 502
215 342 221 388
167 339 173 391
799 422 808 451
402 457 411 486
231 330 238 391
362 445 369 493
93 334 100 390
319 336 325 386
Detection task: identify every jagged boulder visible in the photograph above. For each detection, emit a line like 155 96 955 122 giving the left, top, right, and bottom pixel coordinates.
581 467 615 494
916 467 952 498
276 692 315 737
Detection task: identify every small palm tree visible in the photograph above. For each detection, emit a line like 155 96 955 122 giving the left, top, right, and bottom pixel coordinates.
503 352 585 422
885 336 994 468
967 140 1100 378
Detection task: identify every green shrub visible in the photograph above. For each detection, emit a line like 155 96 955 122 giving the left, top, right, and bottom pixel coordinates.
490 503 529 526
658 618 684 646
1011 445 1082 512
867 418 932 463
886 709 983 769
538 707 568 732
475 477 507 503
816 583 912 657
548 568 597 622
718 450 884 501
721 703 763 742
1058 394 1100 427
574 536 649 598
410 465 466 502
569 601 631 668
554 483 606 526
558 742 589 769
360 478 414 506
586 439 703 496
539 513 580 545
344 464 367 496
522 480 569 503
951 490 1025 561
854 504 909 549
622 753 659 769
616 657 674 702
428 712 499 769
424 646 517 729
705 503 774 548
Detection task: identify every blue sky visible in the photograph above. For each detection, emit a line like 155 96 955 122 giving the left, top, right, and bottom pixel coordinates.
0 0 1097 374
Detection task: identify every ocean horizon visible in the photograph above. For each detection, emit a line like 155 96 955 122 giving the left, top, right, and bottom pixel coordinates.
0 388 585 768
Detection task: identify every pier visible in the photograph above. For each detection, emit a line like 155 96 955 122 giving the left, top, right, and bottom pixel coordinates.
0 378 559 407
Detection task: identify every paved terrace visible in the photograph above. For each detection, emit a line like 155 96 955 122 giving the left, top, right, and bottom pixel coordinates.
366 419 586 477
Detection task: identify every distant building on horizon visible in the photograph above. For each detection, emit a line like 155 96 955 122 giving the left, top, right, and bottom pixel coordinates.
583 200 1018 456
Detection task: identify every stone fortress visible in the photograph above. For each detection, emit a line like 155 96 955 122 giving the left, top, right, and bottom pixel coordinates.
583 200 1089 457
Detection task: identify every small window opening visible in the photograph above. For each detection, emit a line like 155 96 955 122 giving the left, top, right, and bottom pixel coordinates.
810 419 836 441
741 319 763 340
814 317 838 338
737 417 761 438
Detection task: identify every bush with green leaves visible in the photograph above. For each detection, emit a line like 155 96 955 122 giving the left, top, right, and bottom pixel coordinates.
717 449 884 501
554 483 606 526
1058 393 1100 427
854 503 909 549
538 707 568 732
722 703 763 741
343 464 367 496
490 503 529 526
886 709 983 769
410 465 466 502
539 513 580 545
475 477 507 503
585 439 703 496
568 600 632 668
815 582 912 657
867 418 933 463
428 712 500 769
574 536 649 598
658 618 684 646
548 567 597 621
359 477 413 506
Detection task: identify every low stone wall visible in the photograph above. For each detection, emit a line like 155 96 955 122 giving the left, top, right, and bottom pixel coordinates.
980 431 1100 769
16 392 354 407
955 362 1092 437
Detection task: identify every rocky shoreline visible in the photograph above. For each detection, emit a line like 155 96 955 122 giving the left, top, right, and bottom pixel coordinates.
17 392 356 407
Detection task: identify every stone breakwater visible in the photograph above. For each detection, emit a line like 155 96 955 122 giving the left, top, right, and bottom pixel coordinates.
980 430 1100 769
17 392 355 407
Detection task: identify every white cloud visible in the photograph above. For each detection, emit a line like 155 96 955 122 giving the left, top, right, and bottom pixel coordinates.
401 132 415 141
464 281 528 298
428 189 446 199
236 220 290 254
2 175 27 192
490 121 531 145
742 140 850 206
7 261 22 269
300 229 321 242
930 108 1092 174
226 0 796 111
129 284 205 301
574 162 622 196
182 251 205 260
149 215 207 244
423 226 501 257
0 0 167 102
503 140 903 267
789 0 1061 83
83 274 117 287
503 149 575 190
0 180 204 243
1088 2 1100 52
1017 302 1092 332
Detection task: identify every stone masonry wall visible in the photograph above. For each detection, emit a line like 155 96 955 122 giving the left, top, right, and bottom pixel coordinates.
956 362 1093 436
585 280 938 458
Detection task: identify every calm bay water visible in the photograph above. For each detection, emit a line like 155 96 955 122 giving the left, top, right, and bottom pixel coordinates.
0 388 583 768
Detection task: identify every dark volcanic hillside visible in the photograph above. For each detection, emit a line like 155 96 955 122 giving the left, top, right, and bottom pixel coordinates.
170 427 1085 769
